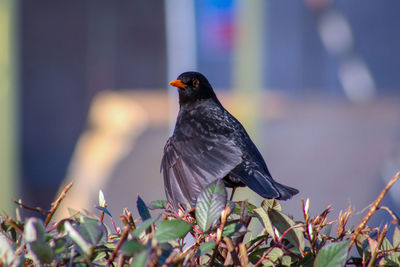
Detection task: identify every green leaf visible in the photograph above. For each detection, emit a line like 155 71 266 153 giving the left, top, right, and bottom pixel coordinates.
154 219 192 243
261 199 282 211
254 207 275 238
248 248 268 264
132 215 160 238
195 179 227 232
137 196 151 221
148 200 168 210
314 240 349 267
233 201 257 217
24 218 45 242
281 255 292 266
393 227 400 248
378 256 400 267
27 241 54 264
130 250 149 267
197 241 216 256
288 246 303 257
92 251 107 262
381 237 400 265
299 251 314 267
121 240 146 256
0 232 19 266
99 190 106 207
262 260 274 267
78 217 107 245
55 239 66 254
250 247 284 265
64 221 91 255
268 209 305 251
222 223 247 238
268 247 284 262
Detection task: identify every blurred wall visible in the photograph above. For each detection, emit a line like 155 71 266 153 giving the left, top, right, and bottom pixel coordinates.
15 0 400 223
20 0 166 212
0 0 19 215
196 1 400 93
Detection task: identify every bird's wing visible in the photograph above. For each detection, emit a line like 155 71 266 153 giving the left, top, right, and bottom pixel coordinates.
161 134 242 209
229 164 280 199
229 162 298 200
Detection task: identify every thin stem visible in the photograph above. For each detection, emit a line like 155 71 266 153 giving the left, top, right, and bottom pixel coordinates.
349 171 400 251
13 199 50 215
367 225 387 267
44 182 73 227
379 205 400 224
230 187 237 201
107 226 130 265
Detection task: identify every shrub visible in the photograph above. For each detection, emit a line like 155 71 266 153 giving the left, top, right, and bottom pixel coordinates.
1 172 399 266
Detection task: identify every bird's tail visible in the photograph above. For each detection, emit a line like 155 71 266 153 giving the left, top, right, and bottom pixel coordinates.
274 182 299 200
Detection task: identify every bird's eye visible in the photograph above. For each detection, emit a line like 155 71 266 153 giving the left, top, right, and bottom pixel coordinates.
192 79 199 88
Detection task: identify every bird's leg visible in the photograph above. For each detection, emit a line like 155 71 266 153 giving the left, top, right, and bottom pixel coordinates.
230 187 237 201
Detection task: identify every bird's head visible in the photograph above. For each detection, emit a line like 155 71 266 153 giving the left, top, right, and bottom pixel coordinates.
169 72 218 105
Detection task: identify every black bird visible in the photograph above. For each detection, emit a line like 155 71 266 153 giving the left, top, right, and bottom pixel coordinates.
161 72 298 209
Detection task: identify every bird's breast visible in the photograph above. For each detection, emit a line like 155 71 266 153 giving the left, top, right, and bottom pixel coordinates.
177 105 232 136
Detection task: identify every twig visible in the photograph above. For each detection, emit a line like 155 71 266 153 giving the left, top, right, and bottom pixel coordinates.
254 252 275 267
230 187 237 201
110 217 118 234
255 225 302 265
44 182 73 227
247 237 266 253
253 243 275 267
223 237 241 266
46 211 81 233
379 206 400 224
367 224 387 267
9 241 26 266
210 204 231 266
302 199 316 255
349 171 400 250
275 241 302 259
69 247 75 267
378 247 400 253
107 226 130 265
277 223 304 257
13 200 50 215
100 210 105 223
238 243 249 266
166 243 197 265
117 254 124 267
6 217 24 235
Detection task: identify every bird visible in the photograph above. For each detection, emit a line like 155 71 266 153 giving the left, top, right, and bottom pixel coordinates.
161 71 298 210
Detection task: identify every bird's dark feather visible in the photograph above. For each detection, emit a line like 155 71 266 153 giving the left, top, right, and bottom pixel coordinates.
161 105 243 208
162 72 299 209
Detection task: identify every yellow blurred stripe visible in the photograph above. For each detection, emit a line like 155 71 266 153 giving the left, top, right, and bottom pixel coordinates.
0 0 19 215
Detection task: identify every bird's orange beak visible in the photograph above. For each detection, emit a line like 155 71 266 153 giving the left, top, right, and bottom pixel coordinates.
169 79 187 89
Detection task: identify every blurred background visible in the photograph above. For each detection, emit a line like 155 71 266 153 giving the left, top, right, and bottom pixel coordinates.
1 0 400 229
